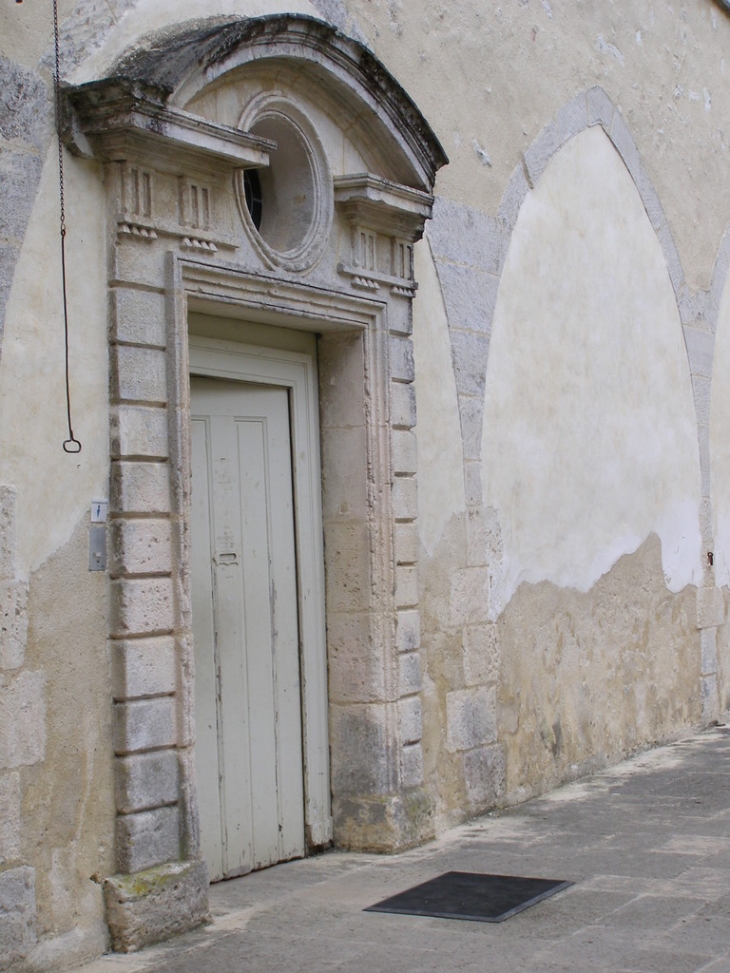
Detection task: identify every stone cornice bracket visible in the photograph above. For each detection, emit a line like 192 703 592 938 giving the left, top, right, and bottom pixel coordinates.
335 173 433 293
61 78 274 179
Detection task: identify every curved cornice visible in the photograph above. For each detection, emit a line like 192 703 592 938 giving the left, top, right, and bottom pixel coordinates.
97 14 447 191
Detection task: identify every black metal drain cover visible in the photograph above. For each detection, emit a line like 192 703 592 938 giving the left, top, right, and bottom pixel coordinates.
365 871 573 922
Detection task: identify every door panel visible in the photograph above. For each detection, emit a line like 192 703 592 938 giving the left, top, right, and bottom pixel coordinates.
191 377 305 881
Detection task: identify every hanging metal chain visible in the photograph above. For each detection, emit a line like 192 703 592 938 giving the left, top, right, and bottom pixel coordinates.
52 0 82 453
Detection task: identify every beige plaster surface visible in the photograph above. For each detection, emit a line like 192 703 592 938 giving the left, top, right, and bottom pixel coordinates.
0 146 109 578
343 0 730 289
22 518 115 969
412 238 465 555
498 534 701 805
711 268 730 587
482 126 702 608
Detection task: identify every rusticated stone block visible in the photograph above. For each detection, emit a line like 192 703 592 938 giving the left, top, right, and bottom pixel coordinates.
389 336 415 382
0 865 36 968
446 686 497 753
110 577 174 638
398 695 422 745
391 429 417 475
399 652 422 696
111 637 176 701
390 382 416 429
110 287 167 348
104 860 208 953
395 565 418 609
111 405 169 460
396 610 420 652
0 581 28 670
115 749 179 814
109 519 172 577
114 697 176 755
0 671 46 769
401 742 424 788
394 523 419 566
111 461 170 515
116 806 180 874
112 345 168 405
392 476 417 522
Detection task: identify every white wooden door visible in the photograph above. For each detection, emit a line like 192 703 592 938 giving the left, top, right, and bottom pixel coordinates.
191 376 305 881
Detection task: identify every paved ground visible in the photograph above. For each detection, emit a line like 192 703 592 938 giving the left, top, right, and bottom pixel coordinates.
73 726 730 973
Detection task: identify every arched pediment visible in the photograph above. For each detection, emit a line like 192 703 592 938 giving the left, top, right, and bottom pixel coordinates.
67 14 447 193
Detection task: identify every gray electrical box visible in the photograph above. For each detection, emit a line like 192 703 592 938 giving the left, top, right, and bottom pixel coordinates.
89 525 107 571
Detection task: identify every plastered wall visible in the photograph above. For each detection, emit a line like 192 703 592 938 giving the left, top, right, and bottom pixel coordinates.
2 0 730 968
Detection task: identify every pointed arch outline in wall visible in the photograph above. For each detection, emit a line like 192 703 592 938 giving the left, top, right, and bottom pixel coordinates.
434 86 707 512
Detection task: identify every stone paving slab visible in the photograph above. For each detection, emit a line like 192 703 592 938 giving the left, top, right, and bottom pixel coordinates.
69 726 730 973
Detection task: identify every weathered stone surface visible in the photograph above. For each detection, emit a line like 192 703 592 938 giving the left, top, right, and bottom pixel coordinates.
0 487 17 583
103 860 208 954
111 637 176 701
390 382 416 429
391 429 417 475
110 288 168 348
458 394 484 463
399 652 422 696
701 628 718 677
398 695 422 745
434 263 496 334
115 749 179 814
0 773 20 865
697 586 724 630
0 152 44 244
449 566 489 626
684 325 714 379
428 197 503 274
395 565 418 608
114 697 177 755
393 523 419 566
326 612 386 705
323 523 370 613
392 476 417 521
110 462 171 515
109 518 173 577
396 610 420 652
448 329 490 397
329 703 395 797
116 806 180 874
0 59 49 148
112 345 168 405
389 336 415 382
111 405 169 460
463 744 505 808
110 577 175 637
401 742 424 788
462 623 500 686
0 581 28 670
0 865 36 969
0 670 45 769
446 686 497 752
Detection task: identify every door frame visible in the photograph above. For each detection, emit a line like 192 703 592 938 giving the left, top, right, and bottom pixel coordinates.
189 333 331 849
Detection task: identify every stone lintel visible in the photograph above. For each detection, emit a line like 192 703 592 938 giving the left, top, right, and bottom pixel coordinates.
103 860 209 953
